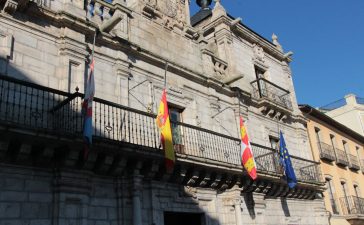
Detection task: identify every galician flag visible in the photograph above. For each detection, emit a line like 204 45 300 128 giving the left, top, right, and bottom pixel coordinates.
82 58 95 159
240 116 257 180
156 89 175 171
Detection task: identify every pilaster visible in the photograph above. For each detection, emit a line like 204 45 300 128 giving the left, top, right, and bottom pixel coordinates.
131 166 143 225
52 170 92 225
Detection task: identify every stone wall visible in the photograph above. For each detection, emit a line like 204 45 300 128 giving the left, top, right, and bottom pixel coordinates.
0 0 312 159
0 164 328 225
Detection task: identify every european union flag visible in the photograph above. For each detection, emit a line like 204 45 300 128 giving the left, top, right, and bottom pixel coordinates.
279 131 297 188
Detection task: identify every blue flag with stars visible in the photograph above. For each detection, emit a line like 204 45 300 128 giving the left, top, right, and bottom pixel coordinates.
279 131 297 188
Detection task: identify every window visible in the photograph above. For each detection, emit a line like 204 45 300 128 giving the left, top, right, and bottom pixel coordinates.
255 66 267 98
341 181 351 214
342 140 349 153
326 178 339 214
330 134 336 148
314 127 321 143
341 181 348 197
354 185 360 198
356 146 361 160
269 136 279 150
168 105 184 152
68 61 80 93
255 66 266 79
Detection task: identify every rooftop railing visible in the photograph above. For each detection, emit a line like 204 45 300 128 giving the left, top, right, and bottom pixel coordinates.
0 75 321 184
317 142 336 162
251 78 293 110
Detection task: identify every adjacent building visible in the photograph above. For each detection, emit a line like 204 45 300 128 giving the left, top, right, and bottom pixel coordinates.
300 104 364 225
0 0 328 224
320 94 364 136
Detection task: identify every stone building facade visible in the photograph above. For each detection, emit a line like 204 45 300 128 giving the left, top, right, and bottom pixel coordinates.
0 0 328 224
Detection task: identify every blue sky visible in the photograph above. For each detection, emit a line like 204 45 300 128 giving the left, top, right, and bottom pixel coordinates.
190 1 364 107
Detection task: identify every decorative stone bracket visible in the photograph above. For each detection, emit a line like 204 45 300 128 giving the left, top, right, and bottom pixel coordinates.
87 0 132 40
201 49 228 81
0 30 13 59
1 0 29 14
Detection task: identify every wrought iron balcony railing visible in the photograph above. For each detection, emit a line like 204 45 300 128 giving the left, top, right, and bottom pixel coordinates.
251 78 293 110
340 196 364 215
251 143 282 176
0 75 321 184
317 142 336 162
348 154 361 171
335 148 349 167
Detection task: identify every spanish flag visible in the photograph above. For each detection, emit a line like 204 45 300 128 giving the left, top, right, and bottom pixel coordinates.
156 89 175 171
240 116 257 180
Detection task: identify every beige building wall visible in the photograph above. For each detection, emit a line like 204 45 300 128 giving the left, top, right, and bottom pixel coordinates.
302 106 364 225
325 94 364 136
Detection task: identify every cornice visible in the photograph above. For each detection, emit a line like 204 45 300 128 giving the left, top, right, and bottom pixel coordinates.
199 14 291 63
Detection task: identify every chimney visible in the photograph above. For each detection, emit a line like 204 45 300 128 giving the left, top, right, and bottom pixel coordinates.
344 94 357 106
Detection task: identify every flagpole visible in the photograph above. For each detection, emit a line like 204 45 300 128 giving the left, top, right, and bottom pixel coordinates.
237 91 241 138
92 30 96 61
164 62 168 89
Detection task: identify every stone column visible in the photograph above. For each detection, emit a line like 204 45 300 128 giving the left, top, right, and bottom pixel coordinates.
132 175 143 225
234 199 242 225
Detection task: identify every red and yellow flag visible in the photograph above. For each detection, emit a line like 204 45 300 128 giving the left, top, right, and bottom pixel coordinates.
240 116 257 180
156 89 175 171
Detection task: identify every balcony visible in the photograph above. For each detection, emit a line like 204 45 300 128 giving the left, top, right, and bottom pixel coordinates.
335 148 349 167
0 75 322 189
348 154 361 171
251 78 293 112
340 196 364 215
317 142 336 162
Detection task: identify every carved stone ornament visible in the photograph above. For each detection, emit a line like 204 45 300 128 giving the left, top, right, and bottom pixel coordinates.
144 0 157 7
142 0 187 31
201 49 228 80
182 186 198 199
253 44 265 63
3 0 18 14
162 0 178 18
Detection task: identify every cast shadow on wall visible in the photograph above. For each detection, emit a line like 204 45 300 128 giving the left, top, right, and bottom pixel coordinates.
0 58 227 225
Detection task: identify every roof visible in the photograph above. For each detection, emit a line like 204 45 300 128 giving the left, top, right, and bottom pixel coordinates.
191 8 212 26
299 104 364 144
319 96 364 111
190 9 275 46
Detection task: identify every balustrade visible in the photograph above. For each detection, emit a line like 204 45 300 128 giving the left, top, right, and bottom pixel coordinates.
348 154 360 170
335 148 349 166
340 196 364 215
317 142 336 161
251 78 292 110
0 75 321 184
